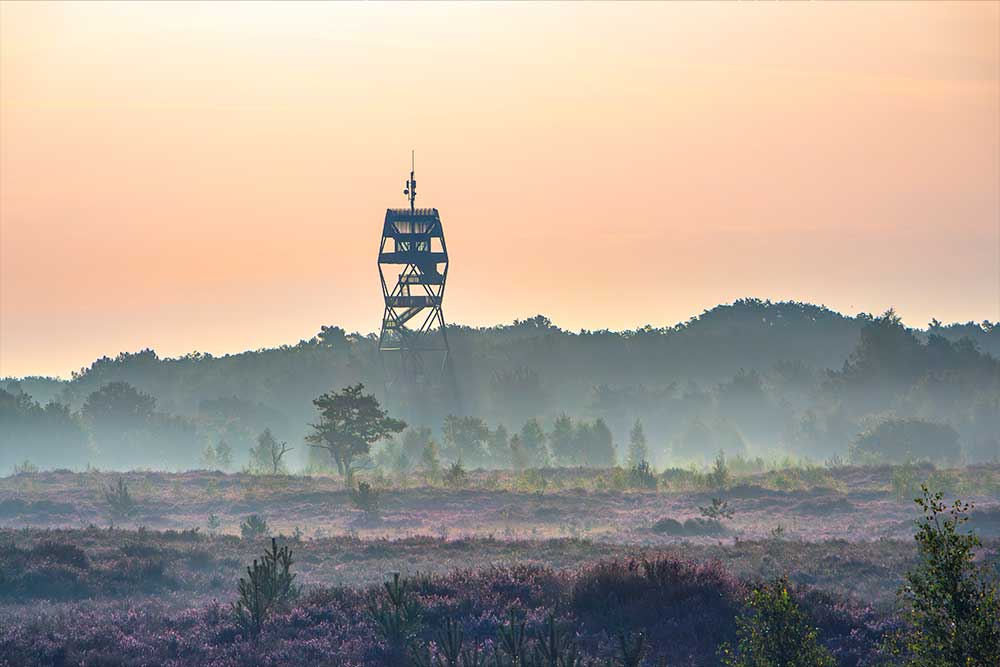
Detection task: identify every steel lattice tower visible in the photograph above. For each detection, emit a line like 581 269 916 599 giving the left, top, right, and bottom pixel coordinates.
378 154 453 399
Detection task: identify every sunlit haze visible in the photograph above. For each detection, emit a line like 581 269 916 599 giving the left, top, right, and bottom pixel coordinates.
2 1 998 378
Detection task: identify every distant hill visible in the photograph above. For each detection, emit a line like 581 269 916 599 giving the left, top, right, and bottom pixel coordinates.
3 298 998 471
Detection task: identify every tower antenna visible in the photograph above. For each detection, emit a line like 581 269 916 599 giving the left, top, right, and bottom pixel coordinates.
403 149 416 214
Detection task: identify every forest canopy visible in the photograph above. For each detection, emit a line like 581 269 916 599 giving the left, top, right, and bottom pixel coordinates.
2 299 998 472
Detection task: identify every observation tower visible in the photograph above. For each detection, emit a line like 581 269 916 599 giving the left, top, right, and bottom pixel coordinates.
377 154 454 400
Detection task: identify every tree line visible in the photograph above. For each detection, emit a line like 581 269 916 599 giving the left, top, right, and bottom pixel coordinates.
2 299 998 472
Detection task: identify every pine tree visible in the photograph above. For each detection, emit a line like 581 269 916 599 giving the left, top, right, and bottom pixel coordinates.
628 419 649 466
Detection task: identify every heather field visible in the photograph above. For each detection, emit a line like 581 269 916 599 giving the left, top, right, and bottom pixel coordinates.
2 466 1000 666
4 465 1000 543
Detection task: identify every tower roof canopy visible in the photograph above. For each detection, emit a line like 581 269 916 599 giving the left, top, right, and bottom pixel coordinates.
385 208 439 221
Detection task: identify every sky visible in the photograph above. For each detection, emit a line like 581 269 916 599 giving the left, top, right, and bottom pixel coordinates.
1 1 998 379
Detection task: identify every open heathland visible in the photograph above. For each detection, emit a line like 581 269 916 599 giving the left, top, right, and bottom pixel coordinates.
1 466 999 665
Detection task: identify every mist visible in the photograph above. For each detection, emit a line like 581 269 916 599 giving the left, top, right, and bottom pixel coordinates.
3 298 997 475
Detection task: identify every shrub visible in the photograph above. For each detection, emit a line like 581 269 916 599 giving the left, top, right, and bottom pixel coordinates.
103 477 138 520
420 441 442 480
616 631 647 667
413 611 585 667
719 576 836 667
652 517 727 536
706 450 732 489
368 572 423 660
684 517 726 536
240 514 269 540
888 486 1000 665
699 497 735 520
572 555 742 632
626 460 658 490
850 418 960 465
214 439 233 470
496 609 529 666
659 467 701 490
350 480 382 520
891 459 927 501
32 541 89 568
651 517 684 535
200 441 234 471
443 459 468 488
13 460 38 474
431 616 471 667
232 537 298 635
514 468 548 494
531 613 582 667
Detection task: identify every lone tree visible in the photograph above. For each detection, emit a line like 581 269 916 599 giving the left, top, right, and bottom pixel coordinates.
306 384 405 476
249 428 293 475
627 418 649 467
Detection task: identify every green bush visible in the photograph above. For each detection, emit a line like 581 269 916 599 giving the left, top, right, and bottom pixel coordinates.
699 497 735 520
514 468 548 494
350 480 382 520
706 450 732 489
626 460 658 490
887 485 1000 666
240 514 269 540
443 459 468 488
103 477 139 521
531 613 582 667
232 537 298 635
719 576 835 667
409 611 585 667
891 460 925 501
368 572 422 655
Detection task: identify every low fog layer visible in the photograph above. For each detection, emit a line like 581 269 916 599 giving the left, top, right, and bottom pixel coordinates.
2 299 998 473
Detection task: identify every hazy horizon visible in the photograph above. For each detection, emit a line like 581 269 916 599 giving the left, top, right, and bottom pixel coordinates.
3 1 999 378
1 297 995 381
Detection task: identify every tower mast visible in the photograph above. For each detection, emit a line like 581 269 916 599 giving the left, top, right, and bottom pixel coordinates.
404 150 416 214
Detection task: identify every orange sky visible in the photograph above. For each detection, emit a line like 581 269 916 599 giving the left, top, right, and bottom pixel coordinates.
1 1 998 378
